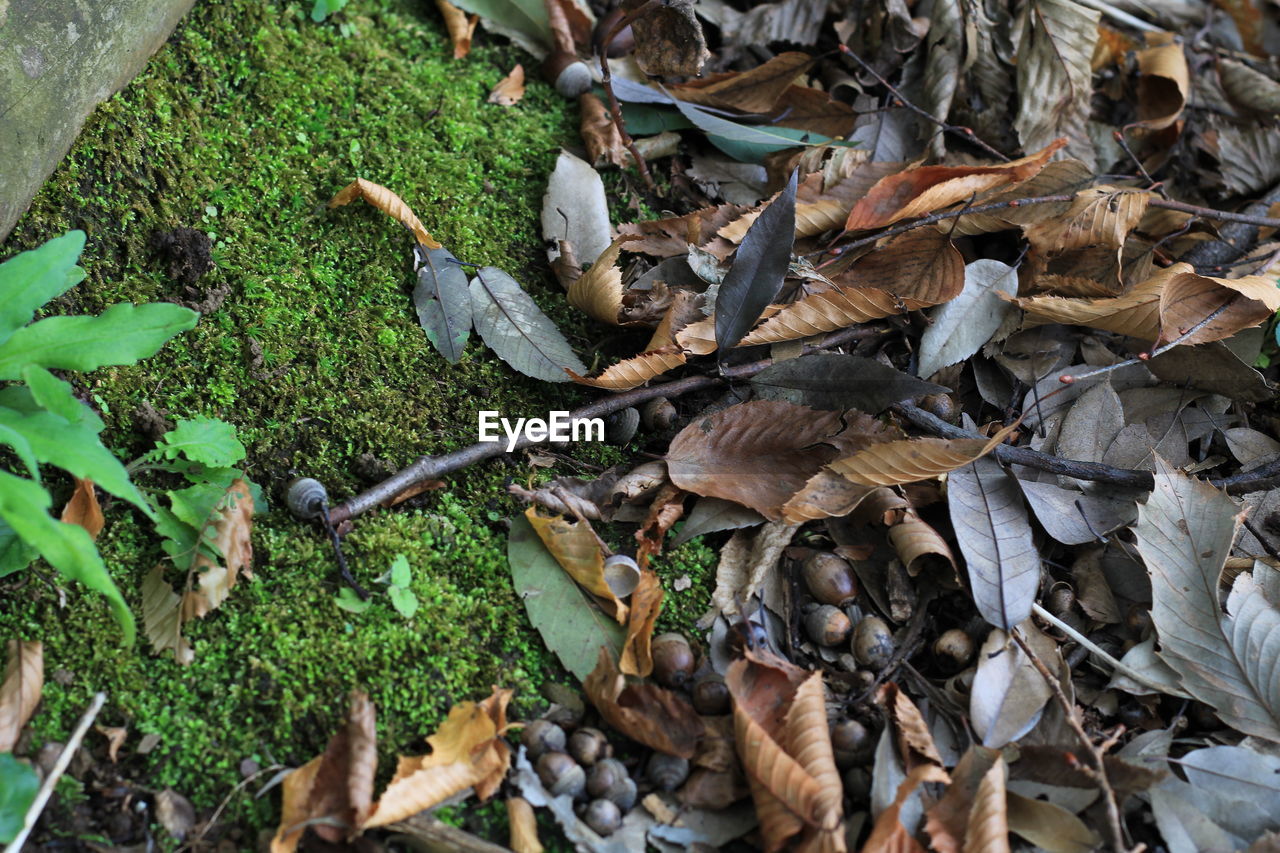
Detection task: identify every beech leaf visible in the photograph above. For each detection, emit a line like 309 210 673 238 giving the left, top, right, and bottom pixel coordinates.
0 639 42 753
749 353 947 413
715 170 798 353
413 248 471 364
469 267 587 383
948 457 1039 630
328 178 441 249
917 260 1018 379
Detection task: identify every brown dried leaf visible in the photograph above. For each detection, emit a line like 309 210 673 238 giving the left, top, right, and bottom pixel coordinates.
60 478 103 539
737 287 920 346
877 682 943 770
619 568 664 677
619 204 748 259
329 178 441 249
525 507 627 623
1135 37 1189 130
925 746 1002 853
962 757 1010 853
579 92 628 168
363 688 512 827
629 0 709 77
507 796 544 853
863 765 951 853
837 228 966 305
142 566 192 665
567 347 686 390
1024 187 1150 254
435 0 478 59
670 52 813 114
844 140 1065 231
0 639 42 753
720 161 898 242
779 467 879 523
583 648 703 758
888 509 958 578
825 422 1018 487
183 479 255 620
769 85 858 139
727 650 845 852
634 482 686 569
488 64 526 106
271 691 377 852
96 725 127 763
568 236 631 325
665 401 900 520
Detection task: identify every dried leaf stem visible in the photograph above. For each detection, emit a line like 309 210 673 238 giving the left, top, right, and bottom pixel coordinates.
1010 629 1135 853
597 1 659 191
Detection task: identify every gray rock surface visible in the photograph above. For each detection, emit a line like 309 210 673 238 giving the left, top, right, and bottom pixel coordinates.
0 0 195 243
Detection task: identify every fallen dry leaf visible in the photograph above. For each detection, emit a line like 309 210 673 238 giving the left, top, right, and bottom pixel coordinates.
568 346 687 391
0 639 42 753
508 796 544 853
669 52 814 114
583 648 703 758
863 764 951 853
567 236 633 325
362 688 513 827
60 477 104 539
665 401 901 520
329 178 441 249
182 478 255 620
1135 36 1189 130
619 204 748 259
488 64 526 106
96 725 127 763
823 422 1019 487
619 567 664 677
579 92 628 168
525 506 628 623
271 691 377 853
435 0 478 59
878 682 943 771
844 139 1066 231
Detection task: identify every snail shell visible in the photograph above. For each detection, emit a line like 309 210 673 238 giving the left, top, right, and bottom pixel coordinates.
286 477 329 520
605 407 640 444
602 554 640 598
646 752 690 792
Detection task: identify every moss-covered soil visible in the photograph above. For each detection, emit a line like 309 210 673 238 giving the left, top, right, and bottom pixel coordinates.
0 0 713 843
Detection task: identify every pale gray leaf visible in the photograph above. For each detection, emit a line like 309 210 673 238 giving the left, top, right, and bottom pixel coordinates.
1218 122 1280 195
1018 479 1137 544
1135 458 1280 741
1147 341 1274 403
1013 0 1099 167
469 267 586 383
917 259 1018 379
749 353 947 413
449 0 551 57
1177 745 1280 839
1224 428 1280 472
1055 381 1124 464
970 623 1054 747
413 248 471 363
1149 782 1245 853
671 497 764 546
949 456 1039 630
542 151 613 268
1107 637 1188 697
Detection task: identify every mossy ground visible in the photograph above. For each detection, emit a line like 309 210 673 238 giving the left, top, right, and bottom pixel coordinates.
0 0 713 843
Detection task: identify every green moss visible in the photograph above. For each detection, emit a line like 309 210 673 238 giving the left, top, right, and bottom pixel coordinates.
0 0 723 841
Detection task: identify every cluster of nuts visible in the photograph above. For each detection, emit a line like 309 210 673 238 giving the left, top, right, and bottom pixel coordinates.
799 552 900 671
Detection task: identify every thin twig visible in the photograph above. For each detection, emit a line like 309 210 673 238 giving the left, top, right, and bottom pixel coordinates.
597 1 658 191
1032 603 1184 697
838 45 1011 162
327 325 888 525
5 692 106 853
1010 630 1135 853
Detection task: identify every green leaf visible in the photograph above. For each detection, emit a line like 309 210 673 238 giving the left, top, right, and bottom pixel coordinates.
335 587 372 614
0 230 86 348
0 518 37 578
0 753 39 843
669 98 841 163
0 409 149 514
619 103 695 136
446 0 550 55
389 553 412 588
159 416 246 468
414 248 472 363
749 353 947 413
0 423 39 482
388 585 419 620
310 0 348 22
0 470 133 643
508 514 625 681
715 170 797 353
0 302 198 380
22 365 101 430
469 267 587 383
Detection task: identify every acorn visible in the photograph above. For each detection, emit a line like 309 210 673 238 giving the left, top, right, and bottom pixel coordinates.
852 616 895 670
830 719 873 768
641 397 677 431
933 628 975 672
605 407 640 444
586 758 636 810
691 674 730 716
536 751 586 799
583 798 623 836
805 604 853 648
568 727 610 766
602 554 640 599
521 719 567 761
842 766 872 802
646 752 690 792
1046 584 1076 617
651 633 695 689
802 552 857 606
542 50 593 98
918 393 958 423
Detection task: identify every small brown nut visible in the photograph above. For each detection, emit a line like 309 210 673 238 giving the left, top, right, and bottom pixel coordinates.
918 393 958 423
542 50 593 98
804 604 853 648
933 628 974 672
801 552 857 606
652 632 695 689
852 616 895 670
646 752 690 792
520 719 566 761
830 718 873 768
536 751 586 799
1046 583 1076 617
641 397 677 431
568 727 610 766
583 798 623 836
691 674 730 716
